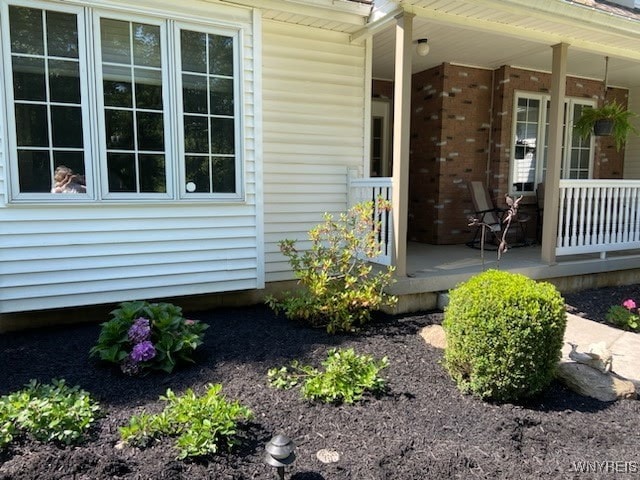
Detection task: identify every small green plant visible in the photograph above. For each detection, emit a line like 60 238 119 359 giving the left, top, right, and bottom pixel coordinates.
0 379 100 450
606 299 640 331
266 199 397 333
120 384 252 459
90 301 208 375
268 348 389 404
443 270 566 402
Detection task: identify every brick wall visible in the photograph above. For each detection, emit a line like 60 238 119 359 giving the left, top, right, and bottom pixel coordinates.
372 79 393 100
378 64 628 245
408 64 493 244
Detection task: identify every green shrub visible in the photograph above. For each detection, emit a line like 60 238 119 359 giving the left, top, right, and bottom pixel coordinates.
90 301 208 375
268 348 389 404
266 200 397 333
0 379 100 449
443 270 566 401
120 384 252 459
606 300 640 331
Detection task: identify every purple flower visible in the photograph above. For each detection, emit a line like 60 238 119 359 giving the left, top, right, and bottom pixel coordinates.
130 341 156 362
128 317 151 344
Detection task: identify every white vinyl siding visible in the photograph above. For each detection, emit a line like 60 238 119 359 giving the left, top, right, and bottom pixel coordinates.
261 20 367 281
0 0 258 313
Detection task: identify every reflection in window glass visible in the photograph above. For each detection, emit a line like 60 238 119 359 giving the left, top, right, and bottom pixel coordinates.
12 57 46 101
513 98 539 193
132 23 161 68
107 153 136 192
100 18 166 194
17 150 50 192
9 6 44 55
181 29 236 194
9 6 86 194
49 60 81 103
51 106 83 147
103 65 132 107
46 10 79 58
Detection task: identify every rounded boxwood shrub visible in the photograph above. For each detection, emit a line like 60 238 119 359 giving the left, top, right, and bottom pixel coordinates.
442 269 566 401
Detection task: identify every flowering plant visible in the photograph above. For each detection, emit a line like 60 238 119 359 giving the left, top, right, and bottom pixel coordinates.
606 298 640 332
90 301 208 375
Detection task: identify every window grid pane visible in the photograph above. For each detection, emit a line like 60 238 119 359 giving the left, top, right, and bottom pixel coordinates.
9 6 86 194
101 18 166 194
181 29 236 195
515 97 593 195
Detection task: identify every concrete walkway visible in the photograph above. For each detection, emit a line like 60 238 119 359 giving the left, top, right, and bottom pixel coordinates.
562 313 640 387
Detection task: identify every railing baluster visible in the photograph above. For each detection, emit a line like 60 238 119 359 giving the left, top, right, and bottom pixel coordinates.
585 187 594 246
348 176 393 266
558 186 567 248
570 187 579 246
612 186 621 243
604 187 612 244
632 188 639 242
577 187 587 246
596 187 604 245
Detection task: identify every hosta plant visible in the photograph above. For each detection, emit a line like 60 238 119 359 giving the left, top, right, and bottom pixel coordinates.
266 199 397 333
0 379 100 450
119 384 252 459
90 300 208 375
268 348 389 404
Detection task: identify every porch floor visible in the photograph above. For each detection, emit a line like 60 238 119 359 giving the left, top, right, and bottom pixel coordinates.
391 242 640 296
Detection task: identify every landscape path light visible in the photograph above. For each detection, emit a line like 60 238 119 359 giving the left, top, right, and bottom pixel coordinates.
265 433 296 479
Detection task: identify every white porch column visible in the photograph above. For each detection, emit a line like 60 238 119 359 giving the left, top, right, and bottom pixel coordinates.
541 43 569 264
391 12 413 277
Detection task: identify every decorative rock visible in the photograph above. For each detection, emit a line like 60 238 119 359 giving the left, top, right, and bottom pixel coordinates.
316 449 340 464
556 361 636 402
419 325 447 349
567 341 612 373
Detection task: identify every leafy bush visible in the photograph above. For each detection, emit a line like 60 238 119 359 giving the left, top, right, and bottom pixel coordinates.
90 301 208 375
0 379 100 449
443 270 566 401
268 348 389 404
606 299 640 331
120 384 252 459
266 200 397 333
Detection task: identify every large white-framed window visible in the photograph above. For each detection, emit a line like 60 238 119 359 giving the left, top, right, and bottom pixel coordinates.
1 0 244 202
2 1 92 200
511 92 595 195
176 23 241 198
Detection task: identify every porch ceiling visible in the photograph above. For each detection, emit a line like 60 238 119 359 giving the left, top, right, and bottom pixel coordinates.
372 0 640 88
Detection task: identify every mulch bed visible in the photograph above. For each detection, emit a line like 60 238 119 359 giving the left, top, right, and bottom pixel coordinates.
1 285 640 479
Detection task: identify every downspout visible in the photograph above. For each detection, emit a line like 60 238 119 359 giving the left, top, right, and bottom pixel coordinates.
486 68 495 186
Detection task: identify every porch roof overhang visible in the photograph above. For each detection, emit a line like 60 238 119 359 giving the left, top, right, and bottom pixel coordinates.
360 0 640 88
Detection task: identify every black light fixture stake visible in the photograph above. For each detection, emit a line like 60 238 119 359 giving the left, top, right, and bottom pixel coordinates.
265 434 296 480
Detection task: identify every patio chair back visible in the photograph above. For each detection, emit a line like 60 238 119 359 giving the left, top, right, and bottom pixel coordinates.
468 181 501 229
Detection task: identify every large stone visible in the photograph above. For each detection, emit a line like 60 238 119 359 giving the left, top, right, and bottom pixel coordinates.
556 361 636 402
419 325 447 349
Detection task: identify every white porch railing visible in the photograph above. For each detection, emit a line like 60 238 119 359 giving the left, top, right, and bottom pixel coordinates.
557 180 640 257
348 175 393 266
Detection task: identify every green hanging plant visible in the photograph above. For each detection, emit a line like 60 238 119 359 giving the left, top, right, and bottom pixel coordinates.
573 100 639 151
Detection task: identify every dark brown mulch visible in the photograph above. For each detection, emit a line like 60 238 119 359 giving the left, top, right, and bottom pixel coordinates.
1 288 640 480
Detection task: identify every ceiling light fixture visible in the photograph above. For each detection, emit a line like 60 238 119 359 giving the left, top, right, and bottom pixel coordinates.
416 38 430 57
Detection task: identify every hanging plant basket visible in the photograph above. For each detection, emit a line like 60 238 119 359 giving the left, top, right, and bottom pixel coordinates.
593 118 614 136
573 100 638 151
